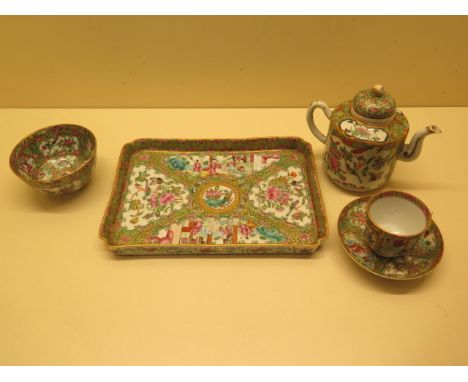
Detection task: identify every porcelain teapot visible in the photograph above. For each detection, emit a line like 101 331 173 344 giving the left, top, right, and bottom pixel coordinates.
306 84 441 192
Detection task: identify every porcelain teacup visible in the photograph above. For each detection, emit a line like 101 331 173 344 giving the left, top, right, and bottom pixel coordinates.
365 190 432 257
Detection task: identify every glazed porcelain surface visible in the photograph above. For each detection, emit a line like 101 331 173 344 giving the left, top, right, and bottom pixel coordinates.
369 196 427 235
9 124 96 195
99 137 328 255
365 190 432 258
338 196 443 280
306 85 441 192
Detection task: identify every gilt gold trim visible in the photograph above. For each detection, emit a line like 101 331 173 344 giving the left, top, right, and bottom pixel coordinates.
367 190 432 239
9 123 97 187
98 136 328 254
197 181 241 214
338 196 443 281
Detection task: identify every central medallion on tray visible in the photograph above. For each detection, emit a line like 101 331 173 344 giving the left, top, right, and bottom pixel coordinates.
198 181 240 213
102 142 328 254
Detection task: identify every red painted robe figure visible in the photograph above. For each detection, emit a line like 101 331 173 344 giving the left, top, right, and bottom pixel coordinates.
193 159 201 172
208 159 220 175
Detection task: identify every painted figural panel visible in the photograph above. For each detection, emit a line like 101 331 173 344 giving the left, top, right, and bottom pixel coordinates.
99 138 328 255
306 85 441 192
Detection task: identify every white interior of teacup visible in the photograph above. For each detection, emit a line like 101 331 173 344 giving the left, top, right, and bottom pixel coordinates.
369 196 427 235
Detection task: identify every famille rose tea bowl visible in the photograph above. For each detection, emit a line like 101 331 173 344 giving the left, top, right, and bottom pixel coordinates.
365 190 432 258
9 124 96 195
338 195 443 280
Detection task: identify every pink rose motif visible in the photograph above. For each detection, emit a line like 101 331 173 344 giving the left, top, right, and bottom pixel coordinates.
329 153 341 173
351 211 366 224
149 193 159 208
278 192 290 205
266 186 281 201
356 158 366 170
21 162 33 173
292 211 304 220
159 192 176 205
356 126 370 137
349 243 367 256
239 224 252 237
206 189 222 199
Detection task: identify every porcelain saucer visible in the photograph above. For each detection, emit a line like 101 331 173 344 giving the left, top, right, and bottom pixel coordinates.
338 196 444 280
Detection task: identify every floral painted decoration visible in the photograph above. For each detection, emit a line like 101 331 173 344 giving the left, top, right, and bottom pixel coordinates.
9 124 96 195
365 190 432 258
249 167 312 227
321 101 409 192
308 85 439 193
338 197 443 280
352 86 396 120
121 166 190 230
199 183 238 212
339 119 388 143
99 137 328 255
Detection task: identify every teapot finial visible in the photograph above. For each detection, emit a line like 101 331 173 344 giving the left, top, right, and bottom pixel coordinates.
352 85 396 121
306 84 441 192
372 84 385 97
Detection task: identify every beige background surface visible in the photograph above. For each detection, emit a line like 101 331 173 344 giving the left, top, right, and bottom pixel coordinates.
0 16 467 108
1 107 467 365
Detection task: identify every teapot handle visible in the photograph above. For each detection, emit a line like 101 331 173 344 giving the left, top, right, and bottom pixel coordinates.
306 101 331 144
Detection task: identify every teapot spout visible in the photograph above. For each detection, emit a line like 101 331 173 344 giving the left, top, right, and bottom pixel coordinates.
398 125 441 162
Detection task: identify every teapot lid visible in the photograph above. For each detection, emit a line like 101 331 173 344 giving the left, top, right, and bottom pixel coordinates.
352 84 396 121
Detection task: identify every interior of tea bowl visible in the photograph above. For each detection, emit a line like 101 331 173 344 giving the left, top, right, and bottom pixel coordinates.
367 190 432 237
9 124 96 195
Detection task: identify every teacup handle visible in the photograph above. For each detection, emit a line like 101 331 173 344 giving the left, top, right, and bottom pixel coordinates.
306 100 332 144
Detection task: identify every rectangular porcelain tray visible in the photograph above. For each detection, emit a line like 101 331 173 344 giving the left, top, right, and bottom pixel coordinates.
99 137 328 255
